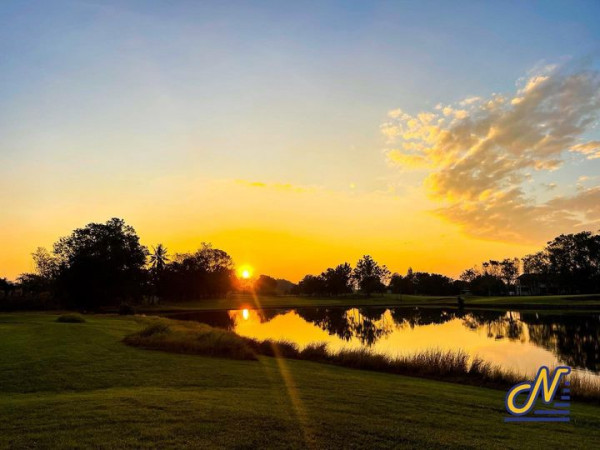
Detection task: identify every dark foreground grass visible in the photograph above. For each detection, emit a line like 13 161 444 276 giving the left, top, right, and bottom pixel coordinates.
1 313 600 448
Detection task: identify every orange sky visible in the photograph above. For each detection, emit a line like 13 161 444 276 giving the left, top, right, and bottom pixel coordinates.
0 175 539 282
1 3 599 282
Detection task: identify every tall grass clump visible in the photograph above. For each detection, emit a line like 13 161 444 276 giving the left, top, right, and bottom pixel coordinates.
123 318 256 360
568 372 600 402
244 339 600 400
56 313 86 323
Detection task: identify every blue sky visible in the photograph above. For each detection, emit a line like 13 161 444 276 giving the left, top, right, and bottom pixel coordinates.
1 1 600 280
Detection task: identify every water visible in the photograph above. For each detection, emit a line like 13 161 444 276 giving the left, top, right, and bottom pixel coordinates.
167 307 600 376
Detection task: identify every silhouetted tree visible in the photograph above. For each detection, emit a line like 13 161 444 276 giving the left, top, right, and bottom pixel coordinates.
17 273 53 296
149 244 170 273
321 263 353 296
520 232 600 294
255 275 278 295
352 255 390 296
469 274 506 296
32 247 58 280
53 218 148 309
412 272 456 295
500 258 519 288
0 277 14 297
275 278 296 295
158 243 234 300
460 268 477 284
297 274 327 296
389 273 403 294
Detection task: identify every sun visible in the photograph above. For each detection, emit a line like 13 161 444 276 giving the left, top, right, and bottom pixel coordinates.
238 265 253 279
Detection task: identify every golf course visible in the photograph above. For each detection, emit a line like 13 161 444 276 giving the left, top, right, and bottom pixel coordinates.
1 312 599 448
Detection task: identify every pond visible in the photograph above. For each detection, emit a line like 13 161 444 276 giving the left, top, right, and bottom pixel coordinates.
167 307 600 377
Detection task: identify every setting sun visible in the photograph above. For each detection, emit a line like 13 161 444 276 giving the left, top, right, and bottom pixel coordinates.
238 266 253 279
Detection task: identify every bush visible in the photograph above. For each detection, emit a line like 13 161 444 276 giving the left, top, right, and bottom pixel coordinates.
118 303 136 315
123 319 256 360
56 313 86 323
138 322 170 337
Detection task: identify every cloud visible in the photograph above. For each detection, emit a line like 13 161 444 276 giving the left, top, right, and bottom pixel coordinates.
570 141 600 159
382 65 600 242
234 179 315 193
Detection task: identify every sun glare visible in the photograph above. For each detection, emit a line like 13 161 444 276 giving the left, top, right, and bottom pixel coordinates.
239 265 253 279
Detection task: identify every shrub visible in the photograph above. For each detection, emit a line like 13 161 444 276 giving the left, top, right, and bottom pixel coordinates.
123 319 256 360
56 313 86 323
118 303 136 315
137 322 170 337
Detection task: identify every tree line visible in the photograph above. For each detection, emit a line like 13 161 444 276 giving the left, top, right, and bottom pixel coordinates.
1 218 599 310
286 233 600 297
0 218 237 310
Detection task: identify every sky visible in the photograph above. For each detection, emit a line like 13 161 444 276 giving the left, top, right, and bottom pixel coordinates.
1 0 600 281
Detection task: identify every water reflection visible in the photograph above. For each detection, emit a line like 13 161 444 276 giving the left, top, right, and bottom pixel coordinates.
167 307 600 376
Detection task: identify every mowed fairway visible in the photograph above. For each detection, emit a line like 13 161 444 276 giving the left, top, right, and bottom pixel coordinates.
1 314 599 448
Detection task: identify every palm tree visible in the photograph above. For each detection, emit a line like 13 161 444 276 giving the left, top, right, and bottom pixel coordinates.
149 244 170 272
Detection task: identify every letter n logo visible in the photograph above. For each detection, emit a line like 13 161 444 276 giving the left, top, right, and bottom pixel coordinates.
505 366 571 422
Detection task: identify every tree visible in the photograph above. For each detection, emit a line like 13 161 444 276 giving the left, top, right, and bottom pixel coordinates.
297 275 326 296
32 247 58 280
352 255 390 296
521 232 600 294
500 258 519 287
16 273 49 294
389 273 403 294
255 275 278 295
53 218 148 309
469 274 506 296
149 244 170 273
545 232 600 293
158 243 234 300
460 268 477 283
0 278 14 297
321 263 353 296
412 272 456 295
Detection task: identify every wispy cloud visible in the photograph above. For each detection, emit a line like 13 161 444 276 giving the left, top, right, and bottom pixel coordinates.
570 141 600 159
382 64 600 242
234 179 316 193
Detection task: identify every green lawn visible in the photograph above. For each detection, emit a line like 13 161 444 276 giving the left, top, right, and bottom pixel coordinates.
1 313 599 448
139 293 600 313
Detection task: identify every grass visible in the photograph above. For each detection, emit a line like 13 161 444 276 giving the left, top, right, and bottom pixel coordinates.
123 318 256 360
56 313 86 323
126 320 524 390
126 316 600 402
136 293 600 313
2 313 600 448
